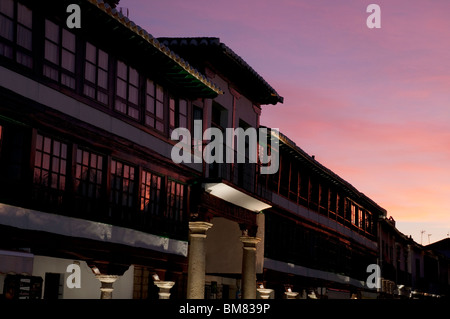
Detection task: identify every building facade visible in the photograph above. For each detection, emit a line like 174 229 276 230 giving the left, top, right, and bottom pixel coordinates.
0 0 222 299
257 132 385 299
0 0 448 300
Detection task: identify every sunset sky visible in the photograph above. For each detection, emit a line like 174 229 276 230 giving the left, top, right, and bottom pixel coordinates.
120 0 450 244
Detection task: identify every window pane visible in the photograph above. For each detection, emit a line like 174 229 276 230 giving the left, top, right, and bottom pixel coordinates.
155 101 163 119
117 60 127 79
45 20 59 43
0 16 13 40
145 116 154 128
17 25 32 50
170 109 175 127
129 67 138 86
128 85 138 104
146 95 155 113
52 157 60 173
62 50 75 72
98 49 108 70
85 42 96 63
44 40 58 64
62 29 75 52
0 0 13 17
33 135 43 152
53 140 60 157
83 85 95 99
82 150 89 165
179 99 187 115
128 107 139 119
0 42 13 58
179 114 187 128
34 150 42 167
17 4 32 28
43 137 51 153
146 79 154 96
98 69 108 89
84 62 96 82
115 100 126 113
42 153 50 170
60 159 66 175
97 91 108 104
156 121 164 132
116 78 126 98
43 65 58 81
156 85 163 101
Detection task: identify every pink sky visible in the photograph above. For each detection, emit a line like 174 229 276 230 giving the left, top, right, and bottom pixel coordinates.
120 0 450 244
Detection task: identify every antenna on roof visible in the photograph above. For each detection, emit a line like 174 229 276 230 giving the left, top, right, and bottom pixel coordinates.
420 230 425 245
428 234 432 244
118 7 129 17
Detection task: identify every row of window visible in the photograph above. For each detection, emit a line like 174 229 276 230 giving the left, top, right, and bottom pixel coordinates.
0 121 186 236
0 0 32 68
0 0 191 136
260 152 375 235
31 131 186 224
265 212 375 280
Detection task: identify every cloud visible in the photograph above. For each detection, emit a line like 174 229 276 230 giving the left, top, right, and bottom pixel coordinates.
120 0 450 241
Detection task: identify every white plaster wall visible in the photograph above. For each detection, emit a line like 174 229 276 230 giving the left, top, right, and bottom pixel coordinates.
32 256 134 299
212 75 233 114
210 74 258 129
206 217 243 274
206 216 265 274
235 94 257 128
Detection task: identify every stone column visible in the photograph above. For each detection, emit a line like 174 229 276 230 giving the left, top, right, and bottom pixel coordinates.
187 221 213 299
154 281 175 299
96 275 119 299
240 236 261 299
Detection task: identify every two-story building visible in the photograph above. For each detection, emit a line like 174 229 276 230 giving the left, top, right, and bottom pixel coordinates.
0 0 223 299
159 37 283 299
0 0 283 299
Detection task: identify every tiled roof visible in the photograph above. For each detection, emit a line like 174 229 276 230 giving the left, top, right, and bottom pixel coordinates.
86 0 223 97
159 37 284 105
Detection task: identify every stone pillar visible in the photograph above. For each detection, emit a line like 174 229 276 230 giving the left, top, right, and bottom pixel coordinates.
187 221 213 299
240 236 261 299
257 288 273 299
96 275 119 299
154 281 175 299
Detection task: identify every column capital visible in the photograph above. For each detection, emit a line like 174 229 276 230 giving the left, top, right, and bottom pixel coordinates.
240 236 261 248
285 291 299 299
257 288 273 299
154 281 175 290
95 274 119 284
189 221 213 238
154 281 176 299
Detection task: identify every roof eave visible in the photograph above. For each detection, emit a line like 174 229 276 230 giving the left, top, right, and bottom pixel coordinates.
84 0 223 98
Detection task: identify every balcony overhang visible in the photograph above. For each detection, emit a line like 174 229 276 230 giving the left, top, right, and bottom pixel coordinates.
203 182 271 213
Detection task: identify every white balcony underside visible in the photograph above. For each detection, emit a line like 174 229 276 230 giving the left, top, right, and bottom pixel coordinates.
0 202 188 257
